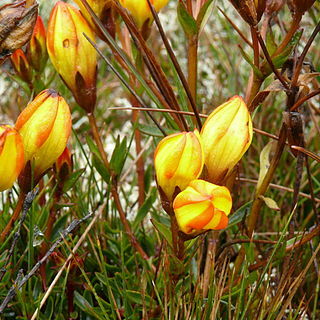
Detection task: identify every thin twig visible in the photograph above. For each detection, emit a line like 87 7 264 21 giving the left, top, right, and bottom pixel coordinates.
290 88 320 111
238 177 320 203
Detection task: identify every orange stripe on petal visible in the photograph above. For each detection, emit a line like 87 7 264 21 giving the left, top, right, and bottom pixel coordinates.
214 212 229 230
187 203 214 230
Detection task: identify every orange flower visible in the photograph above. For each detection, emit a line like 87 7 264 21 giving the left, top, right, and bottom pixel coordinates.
0 125 24 192
10 49 32 83
47 1 97 113
200 96 253 184
15 89 72 180
154 130 203 201
27 15 48 72
173 180 232 234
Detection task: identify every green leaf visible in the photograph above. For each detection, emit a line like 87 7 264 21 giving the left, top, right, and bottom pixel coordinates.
259 196 280 211
110 136 127 176
227 201 252 229
133 189 157 231
51 214 69 241
86 135 100 156
196 0 216 34
266 31 277 56
126 290 155 307
74 291 104 320
257 141 275 190
238 45 264 78
138 124 165 137
63 168 86 193
92 153 110 183
271 30 303 70
177 2 198 36
151 215 172 247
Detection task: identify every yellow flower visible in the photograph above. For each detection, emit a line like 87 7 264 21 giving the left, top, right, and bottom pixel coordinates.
15 89 72 180
0 125 25 192
173 179 232 234
73 0 112 37
47 1 97 113
200 95 253 184
119 0 170 29
154 130 203 202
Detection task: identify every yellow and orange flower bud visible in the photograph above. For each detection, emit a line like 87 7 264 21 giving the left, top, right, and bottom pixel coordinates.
15 89 72 180
10 49 33 83
0 125 24 192
27 15 48 72
200 96 253 184
47 2 97 113
119 0 170 29
154 130 204 202
54 146 73 182
73 0 113 38
173 179 232 234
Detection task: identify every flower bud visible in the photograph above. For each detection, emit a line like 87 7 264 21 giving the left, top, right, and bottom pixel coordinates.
0 125 25 192
54 146 73 182
27 15 48 72
0 1 38 62
173 180 232 234
73 0 114 39
15 89 72 181
154 130 204 202
47 2 97 113
200 96 253 184
119 0 170 29
10 49 33 83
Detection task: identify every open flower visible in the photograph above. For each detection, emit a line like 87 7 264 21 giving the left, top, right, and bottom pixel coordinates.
200 95 253 184
15 89 72 182
119 0 170 29
173 180 232 234
47 1 97 113
154 130 203 202
0 125 24 192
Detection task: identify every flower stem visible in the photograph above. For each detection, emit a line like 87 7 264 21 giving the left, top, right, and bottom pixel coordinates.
87 112 152 264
